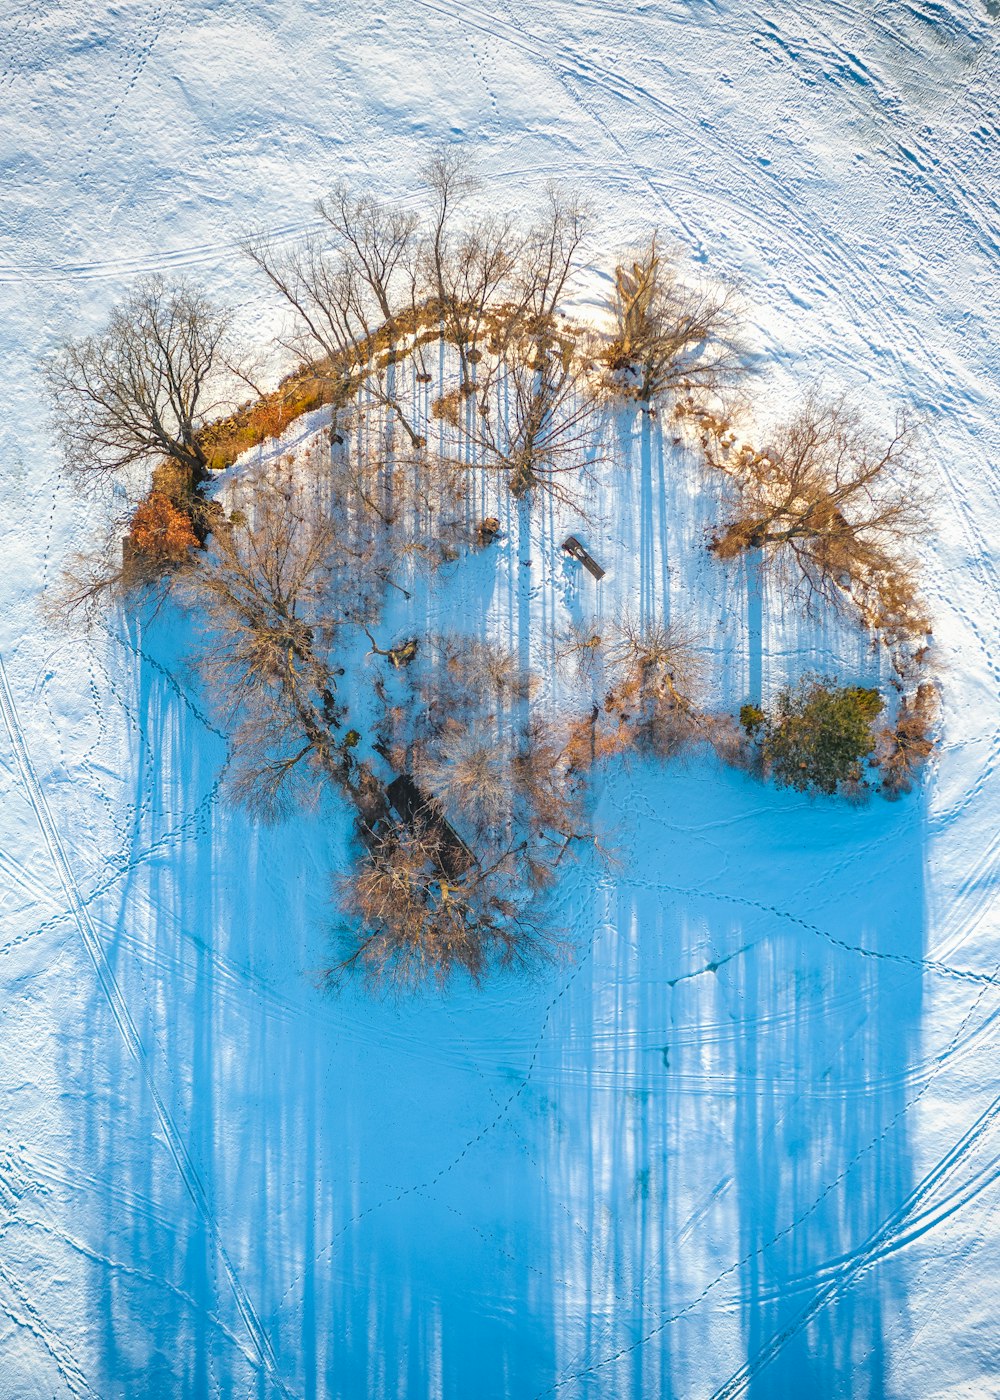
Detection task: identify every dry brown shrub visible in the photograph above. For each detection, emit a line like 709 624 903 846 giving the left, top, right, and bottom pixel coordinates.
877 682 938 797
562 709 636 773
431 389 462 427
126 491 199 569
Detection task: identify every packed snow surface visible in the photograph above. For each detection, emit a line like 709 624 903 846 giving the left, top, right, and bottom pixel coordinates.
2 1 1000 1396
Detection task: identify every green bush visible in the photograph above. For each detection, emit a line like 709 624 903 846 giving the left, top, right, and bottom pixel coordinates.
762 677 883 796
739 702 765 735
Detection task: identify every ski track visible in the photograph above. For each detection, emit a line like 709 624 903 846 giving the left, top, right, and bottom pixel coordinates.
0 654 292 1400
3 0 1000 1393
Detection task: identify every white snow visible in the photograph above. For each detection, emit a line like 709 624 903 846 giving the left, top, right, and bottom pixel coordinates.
2 1 1000 1397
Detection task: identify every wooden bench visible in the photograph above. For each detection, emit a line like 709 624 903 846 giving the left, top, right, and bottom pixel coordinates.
562 535 606 580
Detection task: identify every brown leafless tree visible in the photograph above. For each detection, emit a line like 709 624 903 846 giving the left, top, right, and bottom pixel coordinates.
472 336 599 502
603 235 745 406
45 277 235 491
334 825 564 993
242 231 427 450
603 615 706 757
315 182 419 323
515 185 590 323
559 615 711 770
876 681 937 797
185 453 379 818
709 395 928 638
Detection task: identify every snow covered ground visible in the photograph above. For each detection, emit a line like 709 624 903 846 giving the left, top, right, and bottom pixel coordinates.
2 1 1000 1396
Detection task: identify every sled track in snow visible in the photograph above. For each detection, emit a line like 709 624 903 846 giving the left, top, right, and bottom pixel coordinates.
0 653 292 1400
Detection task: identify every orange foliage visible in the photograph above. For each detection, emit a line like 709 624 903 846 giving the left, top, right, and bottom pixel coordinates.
562 711 636 772
127 491 199 566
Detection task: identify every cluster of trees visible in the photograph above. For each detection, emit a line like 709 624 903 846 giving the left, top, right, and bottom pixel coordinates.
43 149 938 992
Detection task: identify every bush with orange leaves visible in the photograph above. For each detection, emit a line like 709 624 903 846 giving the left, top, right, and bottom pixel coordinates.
126 491 199 572
876 682 938 797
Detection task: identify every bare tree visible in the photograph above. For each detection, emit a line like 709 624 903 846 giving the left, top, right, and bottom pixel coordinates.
603 615 706 757
472 335 598 502
709 395 928 638
603 235 744 406
242 232 426 450
559 615 710 770
186 453 379 818
329 627 581 992
876 681 937 797
420 147 479 311
415 149 523 390
515 185 589 322
45 277 235 491
315 182 418 323
376 632 580 856
334 825 563 993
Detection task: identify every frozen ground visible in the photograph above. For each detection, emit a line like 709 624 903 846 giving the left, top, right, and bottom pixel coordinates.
2 0 1000 1396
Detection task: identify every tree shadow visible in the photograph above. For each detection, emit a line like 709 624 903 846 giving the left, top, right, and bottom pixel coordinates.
60 405 927 1399
534 757 926 1399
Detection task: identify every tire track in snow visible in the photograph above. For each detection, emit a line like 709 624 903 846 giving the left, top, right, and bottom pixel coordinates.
0 654 292 1400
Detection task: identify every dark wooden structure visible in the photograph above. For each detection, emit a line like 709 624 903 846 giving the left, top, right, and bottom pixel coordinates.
562 535 606 580
386 774 476 880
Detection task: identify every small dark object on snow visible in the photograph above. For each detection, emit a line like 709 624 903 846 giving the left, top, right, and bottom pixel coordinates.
562 535 605 580
415 372 433 384
476 516 501 547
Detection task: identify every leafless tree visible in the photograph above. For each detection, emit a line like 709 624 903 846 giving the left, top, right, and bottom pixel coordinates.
709 395 928 638
559 615 711 770
472 336 599 502
242 231 427 449
315 181 419 323
378 632 580 857
603 235 744 406
515 185 589 322
185 453 379 818
329 626 582 991
45 277 235 491
603 615 706 757
420 147 479 309
333 825 564 993
415 149 522 389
